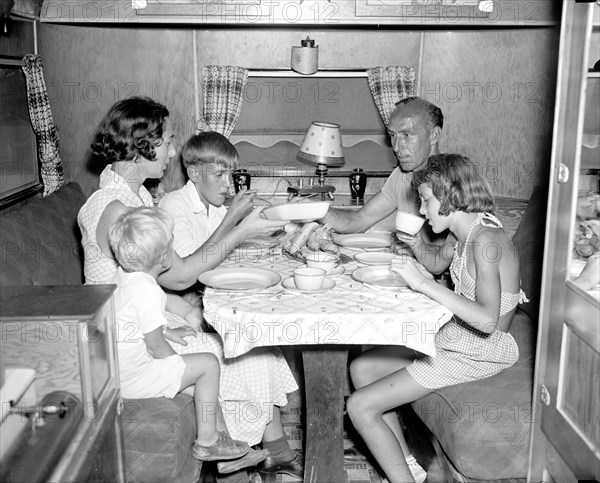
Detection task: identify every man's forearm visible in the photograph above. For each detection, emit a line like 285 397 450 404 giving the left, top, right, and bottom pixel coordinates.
322 207 373 234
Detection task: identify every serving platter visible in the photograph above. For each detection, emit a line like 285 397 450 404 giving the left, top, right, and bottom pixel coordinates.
262 201 330 222
198 268 281 291
332 233 393 250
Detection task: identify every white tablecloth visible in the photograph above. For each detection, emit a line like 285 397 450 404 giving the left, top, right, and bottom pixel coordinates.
203 249 453 358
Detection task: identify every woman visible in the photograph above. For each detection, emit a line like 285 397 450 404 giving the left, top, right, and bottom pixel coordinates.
78 97 300 482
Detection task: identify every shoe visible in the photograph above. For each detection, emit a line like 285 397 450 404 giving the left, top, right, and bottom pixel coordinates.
406 455 427 483
343 446 367 461
216 470 250 483
258 454 303 479
218 448 269 474
192 431 250 462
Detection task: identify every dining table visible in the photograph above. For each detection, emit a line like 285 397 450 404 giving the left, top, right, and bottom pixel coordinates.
201 234 453 483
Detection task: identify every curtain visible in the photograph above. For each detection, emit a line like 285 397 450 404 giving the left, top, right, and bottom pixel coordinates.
197 65 248 137
22 54 64 196
367 66 416 127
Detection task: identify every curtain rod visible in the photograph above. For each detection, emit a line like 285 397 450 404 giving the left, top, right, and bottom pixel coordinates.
247 69 367 78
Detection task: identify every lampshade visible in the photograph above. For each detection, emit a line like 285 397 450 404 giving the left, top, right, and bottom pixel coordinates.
297 122 345 168
478 0 493 13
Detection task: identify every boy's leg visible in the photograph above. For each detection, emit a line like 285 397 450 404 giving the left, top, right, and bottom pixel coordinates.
258 407 303 478
180 353 250 461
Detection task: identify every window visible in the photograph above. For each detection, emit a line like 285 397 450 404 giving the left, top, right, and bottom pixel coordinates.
231 71 397 175
1 59 40 207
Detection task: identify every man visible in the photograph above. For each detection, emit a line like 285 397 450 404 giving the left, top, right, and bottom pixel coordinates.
321 96 453 273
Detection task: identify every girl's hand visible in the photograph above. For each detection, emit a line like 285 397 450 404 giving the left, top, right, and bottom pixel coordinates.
391 256 429 292
395 230 421 252
164 326 197 346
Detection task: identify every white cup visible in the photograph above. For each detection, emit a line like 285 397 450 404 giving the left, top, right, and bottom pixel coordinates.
395 211 425 236
293 267 326 290
305 251 340 274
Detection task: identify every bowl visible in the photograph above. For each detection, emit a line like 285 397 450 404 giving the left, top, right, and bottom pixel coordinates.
305 251 340 274
293 267 326 290
395 211 426 236
262 201 330 222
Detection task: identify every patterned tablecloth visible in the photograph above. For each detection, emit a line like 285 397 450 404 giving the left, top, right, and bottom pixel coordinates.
203 247 454 359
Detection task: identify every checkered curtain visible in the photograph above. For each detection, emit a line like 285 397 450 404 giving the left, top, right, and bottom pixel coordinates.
22 54 64 196
367 66 416 126
197 65 248 137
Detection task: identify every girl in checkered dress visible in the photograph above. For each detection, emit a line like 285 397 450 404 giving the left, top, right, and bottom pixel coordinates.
347 154 526 483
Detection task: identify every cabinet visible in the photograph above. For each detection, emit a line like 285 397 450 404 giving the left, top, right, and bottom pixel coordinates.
0 285 125 483
528 1 600 482
39 0 560 25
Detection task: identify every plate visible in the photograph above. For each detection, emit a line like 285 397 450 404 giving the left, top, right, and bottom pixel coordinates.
351 265 407 288
354 252 396 266
199 268 281 291
332 233 393 250
262 201 330 222
235 236 280 256
282 277 336 294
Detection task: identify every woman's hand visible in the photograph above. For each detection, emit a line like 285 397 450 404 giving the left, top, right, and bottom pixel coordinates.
164 326 197 346
390 256 429 292
183 305 204 332
237 206 288 238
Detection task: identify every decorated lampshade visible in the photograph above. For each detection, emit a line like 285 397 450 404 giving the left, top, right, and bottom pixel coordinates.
297 122 345 168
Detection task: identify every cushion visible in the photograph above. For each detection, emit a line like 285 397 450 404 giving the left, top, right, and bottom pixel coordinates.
412 310 536 481
0 183 86 286
512 185 548 321
123 394 201 483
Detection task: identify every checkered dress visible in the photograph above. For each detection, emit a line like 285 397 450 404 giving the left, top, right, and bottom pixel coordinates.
407 213 521 390
78 167 298 444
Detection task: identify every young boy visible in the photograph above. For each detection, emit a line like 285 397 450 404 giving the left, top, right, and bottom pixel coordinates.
159 133 302 480
108 205 250 462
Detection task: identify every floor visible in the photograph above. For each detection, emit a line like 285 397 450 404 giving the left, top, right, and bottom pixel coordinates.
256 347 448 483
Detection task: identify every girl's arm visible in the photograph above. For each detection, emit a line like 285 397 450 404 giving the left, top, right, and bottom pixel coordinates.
396 230 455 275
392 230 503 333
144 327 178 359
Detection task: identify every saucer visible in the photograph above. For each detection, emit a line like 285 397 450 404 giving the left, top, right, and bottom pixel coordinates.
282 277 336 294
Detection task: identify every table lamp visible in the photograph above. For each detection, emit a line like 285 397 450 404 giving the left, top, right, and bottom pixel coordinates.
290 121 345 201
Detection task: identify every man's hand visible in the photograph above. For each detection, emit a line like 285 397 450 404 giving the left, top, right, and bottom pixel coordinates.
164 326 197 346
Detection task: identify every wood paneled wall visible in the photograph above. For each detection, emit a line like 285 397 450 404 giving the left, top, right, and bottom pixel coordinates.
38 25 195 196
38 24 558 199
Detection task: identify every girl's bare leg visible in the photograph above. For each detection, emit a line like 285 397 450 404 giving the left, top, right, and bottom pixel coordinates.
348 347 430 482
180 353 221 444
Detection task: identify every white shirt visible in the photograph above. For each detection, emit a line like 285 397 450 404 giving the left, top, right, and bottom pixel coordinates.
159 180 228 257
112 268 167 371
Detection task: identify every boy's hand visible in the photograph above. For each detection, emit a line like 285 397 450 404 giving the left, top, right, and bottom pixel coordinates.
164 326 197 346
225 189 255 224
